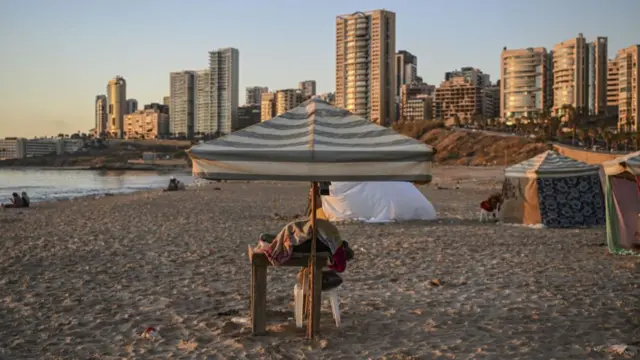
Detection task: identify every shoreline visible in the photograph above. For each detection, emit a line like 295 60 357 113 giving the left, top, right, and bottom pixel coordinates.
0 164 191 173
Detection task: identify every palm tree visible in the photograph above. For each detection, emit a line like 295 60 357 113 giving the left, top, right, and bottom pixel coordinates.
587 127 597 148
602 130 613 151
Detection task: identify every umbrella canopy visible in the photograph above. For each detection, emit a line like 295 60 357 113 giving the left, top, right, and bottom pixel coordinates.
187 98 433 182
504 150 599 179
602 151 640 177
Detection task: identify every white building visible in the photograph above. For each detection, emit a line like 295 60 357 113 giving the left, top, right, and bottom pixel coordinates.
209 47 239 135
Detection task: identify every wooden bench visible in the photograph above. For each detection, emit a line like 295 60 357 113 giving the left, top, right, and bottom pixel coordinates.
248 246 331 336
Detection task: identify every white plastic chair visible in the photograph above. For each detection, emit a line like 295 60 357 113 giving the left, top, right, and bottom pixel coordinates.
294 284 341 328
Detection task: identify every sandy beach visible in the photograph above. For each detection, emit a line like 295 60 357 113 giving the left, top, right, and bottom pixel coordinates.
1 166 638 359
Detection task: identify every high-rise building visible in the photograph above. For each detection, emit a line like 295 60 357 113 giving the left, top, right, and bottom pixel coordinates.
261 92 276 121
194 69 213 134
586 37 608 115
607 58 619 115
617 45 640 131
107 76 127 138
209 47 240 135
336 9 396 125
396 51 418 96
500 47 553 119
276 89 304 116
482 86 500 119
126 99 138 114
95 95 108 137
163 96 170 106
143 103 169 115
245 86 269 106
552 33 608 116
298 80 316 99
169 71 195 138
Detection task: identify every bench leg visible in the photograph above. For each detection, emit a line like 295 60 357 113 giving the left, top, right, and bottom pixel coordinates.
251 264 267 335
308 263 323 338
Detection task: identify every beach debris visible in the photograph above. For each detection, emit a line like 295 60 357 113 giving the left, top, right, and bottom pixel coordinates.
216 309 240 317
429 279 443 287
141 326 160 340
231 317 249 325
593 344 638 357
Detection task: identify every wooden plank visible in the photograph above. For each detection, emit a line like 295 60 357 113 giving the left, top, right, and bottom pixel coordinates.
248 248 331 268
310 261 324 337
250 263 267 335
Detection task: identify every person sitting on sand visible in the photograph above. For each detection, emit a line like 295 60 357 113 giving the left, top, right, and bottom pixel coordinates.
166 177 179 191
21 192 30 208
2 193 24 208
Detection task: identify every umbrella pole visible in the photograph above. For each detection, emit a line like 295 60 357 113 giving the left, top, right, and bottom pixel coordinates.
307 181 318 339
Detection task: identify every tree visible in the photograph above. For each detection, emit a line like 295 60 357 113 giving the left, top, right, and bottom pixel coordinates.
602 130 613 151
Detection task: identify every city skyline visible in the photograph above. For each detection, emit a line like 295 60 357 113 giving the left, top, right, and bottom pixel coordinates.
1 0 639 137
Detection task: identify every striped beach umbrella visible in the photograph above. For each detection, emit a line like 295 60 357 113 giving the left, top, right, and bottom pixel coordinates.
186 98 433 182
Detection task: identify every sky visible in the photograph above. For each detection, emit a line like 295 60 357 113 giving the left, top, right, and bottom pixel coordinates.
0 0 639 138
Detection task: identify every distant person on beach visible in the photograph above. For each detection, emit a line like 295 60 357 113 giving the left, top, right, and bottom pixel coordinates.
2 193 24 208
164 177 185 192
21 192 30 207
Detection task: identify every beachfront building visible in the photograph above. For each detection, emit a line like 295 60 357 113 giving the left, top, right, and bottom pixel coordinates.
169 70 196 138
336 9 396 125
316 92 336 105
245 86 269 106
260 92 277 121
298 80 316 99
95 95 108 137
617 45 640 131
107 76 127 138
194 69 213 135
607 58 619 116
500 47 553 119
0 138 24 160
209 47 240 135
123 109 170 139
552 34 608 116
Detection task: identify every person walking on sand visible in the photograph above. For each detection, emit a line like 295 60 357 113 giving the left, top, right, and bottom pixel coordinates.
2 193 24 208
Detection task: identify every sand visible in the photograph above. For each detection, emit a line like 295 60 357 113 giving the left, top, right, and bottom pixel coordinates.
1 166 639 359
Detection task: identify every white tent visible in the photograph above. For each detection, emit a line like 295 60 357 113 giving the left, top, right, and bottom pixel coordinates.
321 182 437 223
187 99 433 182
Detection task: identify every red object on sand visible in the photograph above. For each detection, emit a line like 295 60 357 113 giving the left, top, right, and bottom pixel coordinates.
480 200 492 212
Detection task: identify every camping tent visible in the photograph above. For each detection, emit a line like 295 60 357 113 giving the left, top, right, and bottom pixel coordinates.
601 151 640 254
320 182 437 223
188 99 433 182
499 150 605 228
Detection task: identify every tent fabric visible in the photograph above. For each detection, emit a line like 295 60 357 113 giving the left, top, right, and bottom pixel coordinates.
536 175 605 228
500 152 604 228
603 151 640 255
504 150 600 179
602 151 640 176
187 98 433 182
320 182 437 223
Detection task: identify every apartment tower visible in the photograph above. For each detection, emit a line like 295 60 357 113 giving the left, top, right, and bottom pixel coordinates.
617 45 640 131
552 34 608 116
107 76 127 138
260 92 276 121
209 47 240 135
276 89 304 116
194 69 213 135
245 86 269 106
95 95 108 137
607 58 619 115
500 47 553 119
298 80 317 99
169 71 195 138
336 9 396 125
587 37 608 115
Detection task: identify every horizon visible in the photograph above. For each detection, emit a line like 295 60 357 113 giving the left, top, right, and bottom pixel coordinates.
1 0 639 138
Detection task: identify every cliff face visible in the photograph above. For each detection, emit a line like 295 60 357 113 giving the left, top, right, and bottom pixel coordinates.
419 129 549 166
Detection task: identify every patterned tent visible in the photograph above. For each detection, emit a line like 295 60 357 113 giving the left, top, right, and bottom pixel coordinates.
601 151 640 254
187 98 433 182
499 150 605 228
